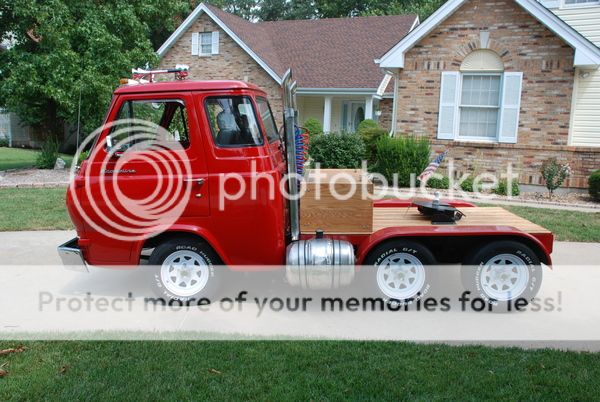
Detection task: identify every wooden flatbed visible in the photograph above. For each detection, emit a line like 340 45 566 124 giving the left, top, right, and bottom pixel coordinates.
372 206 551 234
299 169 550 237
301 205 550 235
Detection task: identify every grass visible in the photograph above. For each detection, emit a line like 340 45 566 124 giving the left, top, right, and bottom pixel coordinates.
0 147 73 171
0 188 73 231
0 341 598 400
489 204 600 243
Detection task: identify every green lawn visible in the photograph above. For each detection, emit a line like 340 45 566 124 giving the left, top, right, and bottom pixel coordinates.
0 188 73 231
491 204 600 243
0 341 598 400
0 147 73 171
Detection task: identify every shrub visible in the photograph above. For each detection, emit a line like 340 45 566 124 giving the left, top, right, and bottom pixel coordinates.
493 179 520 197
541 158 570 197
372 135 430 187
77 150 90 165
0 136 9 147
459 175 487 192
356 119 379 135
309 132 365 169
35 137 59 169
360 127 388 164
426 176 450 189
303 118 323 137
589 170 600 202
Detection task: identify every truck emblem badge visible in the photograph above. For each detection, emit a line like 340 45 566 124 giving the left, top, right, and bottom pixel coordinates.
101 169 136 174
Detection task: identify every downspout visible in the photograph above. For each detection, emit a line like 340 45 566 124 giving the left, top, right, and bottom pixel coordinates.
386 69 400 137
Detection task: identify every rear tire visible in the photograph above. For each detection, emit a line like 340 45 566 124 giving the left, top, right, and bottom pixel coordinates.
362 240 436 308
148 238 223 303
461 240 542 312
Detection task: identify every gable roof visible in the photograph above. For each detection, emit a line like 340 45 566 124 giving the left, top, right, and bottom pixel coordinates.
158 3 418 89
376 0 600 69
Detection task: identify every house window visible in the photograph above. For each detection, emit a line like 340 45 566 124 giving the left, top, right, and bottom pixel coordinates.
199 33 212 55
458 74 502 140
437 49 523 144
191 31 220 56
563 0 599 6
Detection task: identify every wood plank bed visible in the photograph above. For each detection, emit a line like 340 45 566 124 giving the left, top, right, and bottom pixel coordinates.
372 206 550 234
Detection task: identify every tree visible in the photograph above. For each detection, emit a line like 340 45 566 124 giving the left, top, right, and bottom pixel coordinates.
0 0 189 140
313 0 446 19
315 0 374 18
365 0 447 20
254 0 316 21
208 0 256 20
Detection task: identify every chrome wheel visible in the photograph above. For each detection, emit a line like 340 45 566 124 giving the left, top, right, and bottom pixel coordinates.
480 253 529 301
376 253 426 299
160 250 209 297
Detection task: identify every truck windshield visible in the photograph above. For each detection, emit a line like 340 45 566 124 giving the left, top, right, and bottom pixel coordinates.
205 96 263 147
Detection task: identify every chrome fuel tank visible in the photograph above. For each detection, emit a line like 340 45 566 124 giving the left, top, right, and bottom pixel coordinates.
286 232 355 289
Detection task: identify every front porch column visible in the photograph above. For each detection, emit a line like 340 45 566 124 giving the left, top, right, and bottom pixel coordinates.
323 96 333 133
365 96 374 120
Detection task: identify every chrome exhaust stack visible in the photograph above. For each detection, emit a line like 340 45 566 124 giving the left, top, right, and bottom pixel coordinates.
282 69 300 241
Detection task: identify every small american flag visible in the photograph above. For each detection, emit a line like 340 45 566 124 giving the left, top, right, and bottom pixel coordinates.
418 149 448 182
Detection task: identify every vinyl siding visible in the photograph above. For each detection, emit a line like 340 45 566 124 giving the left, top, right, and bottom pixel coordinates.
570 68 600 146
298 96 324 127
297 96 348 133
552 6 600 47
551 5 600 146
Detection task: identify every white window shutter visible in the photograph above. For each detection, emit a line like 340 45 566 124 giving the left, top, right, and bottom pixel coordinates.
211 31 220 55
191 33 199 56
498 72 523 144
437 71 460 140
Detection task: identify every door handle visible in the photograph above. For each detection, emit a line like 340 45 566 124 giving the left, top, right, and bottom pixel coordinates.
184 178 205 186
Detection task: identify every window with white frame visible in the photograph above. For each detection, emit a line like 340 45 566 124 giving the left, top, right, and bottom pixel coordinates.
458 74 502 140
191 31 220 56
563 0 599 7
199 33 212 55
437 49 523 144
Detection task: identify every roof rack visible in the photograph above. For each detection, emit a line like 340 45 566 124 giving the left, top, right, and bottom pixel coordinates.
120 65 189 85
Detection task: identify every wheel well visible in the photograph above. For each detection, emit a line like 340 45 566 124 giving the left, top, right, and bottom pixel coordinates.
367 235 549 265
141 231 221 259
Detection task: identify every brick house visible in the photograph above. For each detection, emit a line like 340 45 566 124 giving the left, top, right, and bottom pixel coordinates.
157 3 418 132
376 0 600 188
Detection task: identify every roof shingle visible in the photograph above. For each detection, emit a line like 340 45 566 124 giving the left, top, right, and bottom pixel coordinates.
205 4 416 89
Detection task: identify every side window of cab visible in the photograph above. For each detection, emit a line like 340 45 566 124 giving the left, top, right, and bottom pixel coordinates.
256 97 279 143
205 96 264 147
107 99 190 151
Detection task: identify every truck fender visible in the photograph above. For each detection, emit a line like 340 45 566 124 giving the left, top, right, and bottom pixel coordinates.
132 224 233 266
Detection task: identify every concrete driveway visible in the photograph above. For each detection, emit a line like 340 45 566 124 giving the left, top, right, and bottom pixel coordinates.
0 230 599 350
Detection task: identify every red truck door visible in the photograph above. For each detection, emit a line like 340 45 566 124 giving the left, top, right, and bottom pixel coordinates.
83 92 209 248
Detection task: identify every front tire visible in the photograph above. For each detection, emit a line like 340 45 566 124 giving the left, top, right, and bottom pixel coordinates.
148 238 223 302
461 240 543 312
362 240 436 307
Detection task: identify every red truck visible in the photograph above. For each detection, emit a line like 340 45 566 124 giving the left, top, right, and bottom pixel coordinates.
58 69 552 309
